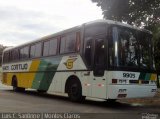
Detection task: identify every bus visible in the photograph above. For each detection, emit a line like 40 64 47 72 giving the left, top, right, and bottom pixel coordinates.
1 19 157 102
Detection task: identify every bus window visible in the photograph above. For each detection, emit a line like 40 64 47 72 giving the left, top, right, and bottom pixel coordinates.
10 49 19 61
60 33 76 54
49 39 57 55
43 39 58 56
118 27 138 67
20 46 29 60
95 37 105 66
30 42 42 58
43 41 50 56
60 36 65 54
3 52 9 63
84 37 93 67
85 24 106 37
139 33 152 69
30 45 35 58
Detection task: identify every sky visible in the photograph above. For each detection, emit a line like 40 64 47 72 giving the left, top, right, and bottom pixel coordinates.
0 0 103 46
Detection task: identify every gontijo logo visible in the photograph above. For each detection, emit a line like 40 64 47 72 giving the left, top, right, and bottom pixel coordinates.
64 58 77 69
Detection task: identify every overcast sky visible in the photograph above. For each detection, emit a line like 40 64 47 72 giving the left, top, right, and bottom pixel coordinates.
0 0 102 46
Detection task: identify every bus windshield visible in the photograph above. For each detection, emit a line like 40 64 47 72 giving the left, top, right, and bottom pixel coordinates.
109 26 153 71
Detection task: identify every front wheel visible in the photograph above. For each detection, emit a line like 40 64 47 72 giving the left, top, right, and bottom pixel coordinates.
12 78 25 92
68 80 85 102
105 99 117 104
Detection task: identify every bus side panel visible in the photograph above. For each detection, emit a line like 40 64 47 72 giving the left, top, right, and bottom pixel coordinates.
31 57 61 91
17 73 36 88
2 73 12 86
47 55 87 94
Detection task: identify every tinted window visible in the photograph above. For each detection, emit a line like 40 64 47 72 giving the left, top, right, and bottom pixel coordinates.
84 38 93 66
30 45 35 58
11 49 19 61
3 52 9 63
117 27 138 67
49 39 57 55
60 37 65 53
65 33 76 52
95 38 105 66
30 42 42 58
20 46 29 60
35 42 42 57
60 33 76 54
85 24 106 37
110 26 139 67
139 33 152 69
43 41 49 56
43 39 57 56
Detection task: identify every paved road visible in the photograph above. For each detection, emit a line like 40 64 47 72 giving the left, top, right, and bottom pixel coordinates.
0 83 160 119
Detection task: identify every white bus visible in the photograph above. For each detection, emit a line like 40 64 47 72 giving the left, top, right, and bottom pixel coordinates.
1 20 157 102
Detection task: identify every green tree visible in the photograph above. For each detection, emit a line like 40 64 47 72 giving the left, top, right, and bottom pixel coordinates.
92 0 160 26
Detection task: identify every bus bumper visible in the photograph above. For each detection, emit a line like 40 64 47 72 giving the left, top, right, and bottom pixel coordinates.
107 85 157 99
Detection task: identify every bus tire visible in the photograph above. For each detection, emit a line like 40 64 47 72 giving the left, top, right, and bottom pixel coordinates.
37 90 46 93
67 79 85 102
105 99 117 104
12 77 25 92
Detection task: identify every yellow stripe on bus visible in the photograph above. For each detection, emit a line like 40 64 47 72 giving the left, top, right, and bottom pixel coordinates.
4 60 41 88
26 60 41 88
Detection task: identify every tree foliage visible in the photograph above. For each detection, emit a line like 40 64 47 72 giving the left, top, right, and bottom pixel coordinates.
153 24 160 72
92 0 160 27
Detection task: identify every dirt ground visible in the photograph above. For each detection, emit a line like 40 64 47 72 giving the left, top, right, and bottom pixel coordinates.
119 88 160 105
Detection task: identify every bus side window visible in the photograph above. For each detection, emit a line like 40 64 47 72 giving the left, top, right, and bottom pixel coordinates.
43 39 58 56
3 52 9 63
49 39 57 55
30 42 42 58
60 36 66 54
10 49 19 62
30 45 35 58
20 46 29 60
84 38 93 67
43 41 50 56
60 33 76 54
35 42 42 57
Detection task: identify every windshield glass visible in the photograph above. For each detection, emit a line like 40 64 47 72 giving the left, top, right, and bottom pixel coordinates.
109 26 153 70
139 32 153 69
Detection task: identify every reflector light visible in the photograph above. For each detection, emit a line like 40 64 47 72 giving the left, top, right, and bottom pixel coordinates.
112 79 117 84
84 83 91 86
98 84 104 87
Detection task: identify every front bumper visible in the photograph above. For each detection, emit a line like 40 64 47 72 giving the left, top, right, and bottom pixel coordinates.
107 84 157 99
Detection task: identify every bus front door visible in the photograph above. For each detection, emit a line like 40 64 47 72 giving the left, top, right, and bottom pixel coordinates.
91 35 107 99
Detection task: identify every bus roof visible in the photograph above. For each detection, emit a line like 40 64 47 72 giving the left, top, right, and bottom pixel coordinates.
4 19 152 52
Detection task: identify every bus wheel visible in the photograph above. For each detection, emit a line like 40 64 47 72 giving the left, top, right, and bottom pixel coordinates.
67 79 85 102
12 77 25 92
105 99 117 104
37 90 46 93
